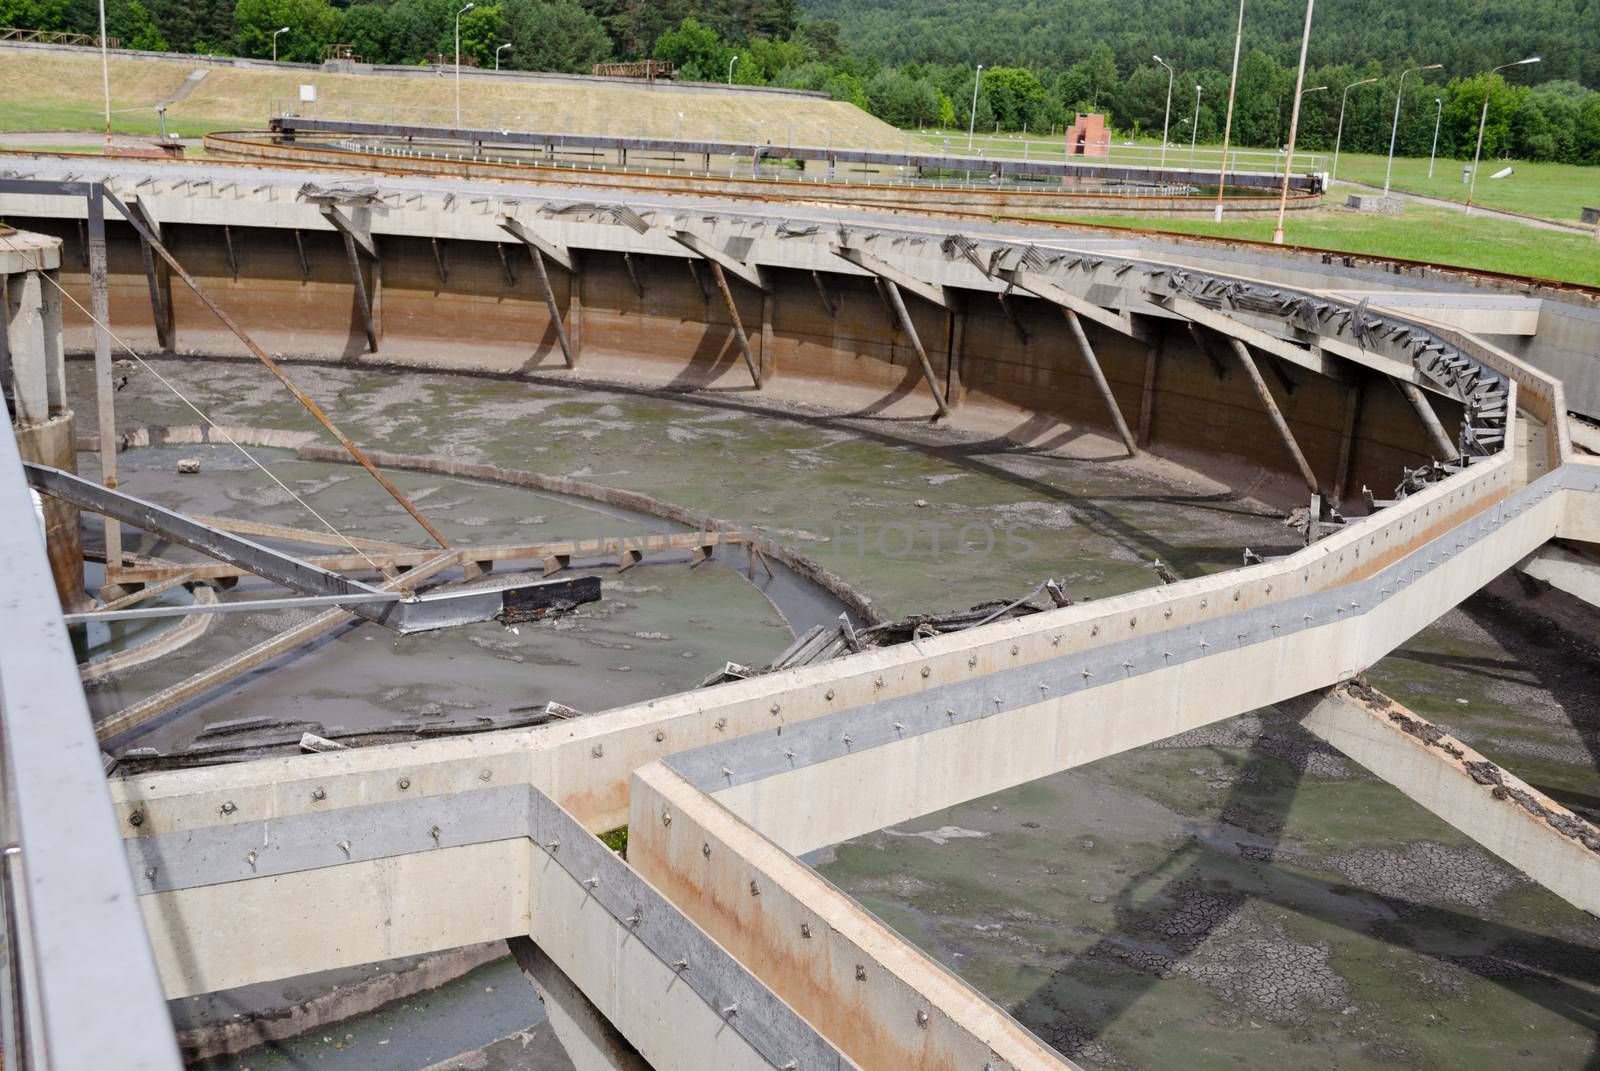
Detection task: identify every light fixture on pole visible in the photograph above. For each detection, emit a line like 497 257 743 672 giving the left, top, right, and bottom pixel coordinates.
1428 96 1442 177
1213 0 1245 222
495 42 511 70
1271 0 1316 245
1331 76 1377 181
1189 83 1202 163
272 25 289 62
1466 56 1540 213
1383 62 1442 197
454 2 474 129
98 0 111 144
1153 55 1174 168
727 55 738 85
967 64 984 151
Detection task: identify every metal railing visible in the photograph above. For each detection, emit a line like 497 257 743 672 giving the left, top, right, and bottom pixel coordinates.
267 99 1327 179
0 424 180 1070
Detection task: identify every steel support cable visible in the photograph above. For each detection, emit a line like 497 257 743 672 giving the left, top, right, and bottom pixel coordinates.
0 232 388 576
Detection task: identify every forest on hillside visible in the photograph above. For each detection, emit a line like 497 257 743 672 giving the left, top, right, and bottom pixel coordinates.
801 0 1598 90
5 0 1599 163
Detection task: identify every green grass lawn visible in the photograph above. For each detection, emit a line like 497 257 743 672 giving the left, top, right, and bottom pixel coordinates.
1052 201 1600 287
915 128 1595 226
1329 150 1598 224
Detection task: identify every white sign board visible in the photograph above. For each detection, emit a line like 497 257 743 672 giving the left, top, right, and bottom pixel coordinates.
299 84 317 103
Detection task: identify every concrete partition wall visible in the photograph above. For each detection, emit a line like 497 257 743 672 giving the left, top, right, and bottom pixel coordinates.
11 209 1460 498
630 763 1076 1071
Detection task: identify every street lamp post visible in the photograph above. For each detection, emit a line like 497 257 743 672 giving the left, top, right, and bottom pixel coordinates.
495 42 511 71
1213 0 1245 221
272 25 290 62
1466 56 1540 213
1189 83 1202 163
97 0 111 144
1153 55 1174 168
1427 97 1442 177
1383 62 1442 197
727 55 738 84
454 2 474 129
1332 76 1377 181
1271 0 1315 245
967 64 984 151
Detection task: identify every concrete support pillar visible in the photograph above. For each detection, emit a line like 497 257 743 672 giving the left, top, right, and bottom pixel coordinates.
129 199 174 352
339 231 379 353
707 261 760 389
944 304 965 406
1332 374 1363 505
1226 337 1319 494
41 268 65 415
87 190 122 577
566 253 584 360
881 279 949 419
506 936 653 1071
759 290 775 384
1396 379 1460 461
6 270 48 426
5 231 84 611
530 245 575 369
1062 307 1136 456
1137 334 1162 446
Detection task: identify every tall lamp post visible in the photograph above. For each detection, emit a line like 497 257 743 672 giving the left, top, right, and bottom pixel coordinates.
1427 97 1443 177
495 42 511 70
727 55 738 85
1271 0 1315 245
454 1 474 128
272 25 290 62
1383 62 1442 197
97 0 111 144
1331 76 1377 181
1189 83 1203 163
1466 56 1540 213
1213 0 1245 221
1153 55 1174 168
967 64 984 151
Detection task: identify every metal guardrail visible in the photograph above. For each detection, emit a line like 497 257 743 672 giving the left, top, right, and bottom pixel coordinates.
271 115 1325 194
0 28 119 48
0 426 180 1070
268 100 1327 179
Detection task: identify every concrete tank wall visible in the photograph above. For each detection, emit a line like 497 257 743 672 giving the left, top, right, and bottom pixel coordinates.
22 217 1447 507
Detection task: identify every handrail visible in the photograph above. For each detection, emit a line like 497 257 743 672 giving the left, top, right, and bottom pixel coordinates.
0 426 180 1071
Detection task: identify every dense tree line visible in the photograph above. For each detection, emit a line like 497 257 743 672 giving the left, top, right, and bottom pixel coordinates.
5 0 1599 163
801 0 1598 92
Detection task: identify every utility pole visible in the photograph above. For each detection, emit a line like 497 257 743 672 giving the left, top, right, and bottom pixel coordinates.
1213 0 1245 221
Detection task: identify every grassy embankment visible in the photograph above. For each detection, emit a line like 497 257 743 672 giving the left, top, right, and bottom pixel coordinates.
0 50 904 145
